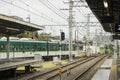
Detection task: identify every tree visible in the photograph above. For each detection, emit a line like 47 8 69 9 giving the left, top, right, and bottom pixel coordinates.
38 33 51 41
108 44 114 53
89 41 93 46
17 32 33 38
0 35 3 39
104 44 114 53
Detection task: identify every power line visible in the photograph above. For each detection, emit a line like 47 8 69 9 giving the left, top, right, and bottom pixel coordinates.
47 0 68 17
18 0 61 24
38 0 67 21
74 22 86 35
1 0 60 24
74 0 86 17
40 0 67 20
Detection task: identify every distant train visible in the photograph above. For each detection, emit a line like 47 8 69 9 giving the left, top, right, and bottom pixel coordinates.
0 39 77 60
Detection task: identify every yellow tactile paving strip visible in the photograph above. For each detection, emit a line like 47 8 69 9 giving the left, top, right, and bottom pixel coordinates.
109 59 117 80
111 65 117 70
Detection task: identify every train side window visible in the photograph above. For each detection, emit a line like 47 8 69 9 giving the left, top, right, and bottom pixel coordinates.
20 45 23 49
38 43 41 51
49 44 51 50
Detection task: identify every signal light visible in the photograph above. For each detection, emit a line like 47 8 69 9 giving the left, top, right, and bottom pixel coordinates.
61 32 65 41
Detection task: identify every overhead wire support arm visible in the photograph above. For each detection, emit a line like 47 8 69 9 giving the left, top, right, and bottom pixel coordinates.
41 22 100 27
62 0 74 61
46 0 68 17
63 0 86 18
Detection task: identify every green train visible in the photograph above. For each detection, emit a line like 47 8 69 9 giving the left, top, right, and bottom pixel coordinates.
0 39 77 60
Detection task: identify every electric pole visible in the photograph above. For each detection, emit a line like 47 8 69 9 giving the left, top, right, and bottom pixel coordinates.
69 0 74 61
87 13 90 43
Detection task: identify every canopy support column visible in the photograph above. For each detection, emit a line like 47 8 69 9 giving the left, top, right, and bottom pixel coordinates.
7 36 10 60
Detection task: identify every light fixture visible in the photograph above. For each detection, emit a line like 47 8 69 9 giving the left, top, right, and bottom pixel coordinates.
103 0 108 8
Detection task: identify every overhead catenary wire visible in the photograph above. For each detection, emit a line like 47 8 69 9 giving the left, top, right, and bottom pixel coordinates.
74 0 86 17
0 0 103 41
39 0 67 21
46 0 68 17
3 0 89 25
67 0 87 18
38 0 68 21
74 23 86 36
0 0 61 24
18 0 62 24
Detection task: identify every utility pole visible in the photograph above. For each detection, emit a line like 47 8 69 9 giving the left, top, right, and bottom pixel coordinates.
59 29 62 62
114 40 118 59
26 4 30 22
95 29 98 54
69 0 74 61
62 0 89 61
75 29 79 55
87 13 90 43
117 40 119 58
84 13 90 55
6 35 10 60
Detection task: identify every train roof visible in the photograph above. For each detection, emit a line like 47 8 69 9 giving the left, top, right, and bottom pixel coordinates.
0 39 47 43
0 40 72 44
0 38 72 44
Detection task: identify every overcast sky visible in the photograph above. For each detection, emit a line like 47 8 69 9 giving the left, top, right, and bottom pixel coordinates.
0 0 104 40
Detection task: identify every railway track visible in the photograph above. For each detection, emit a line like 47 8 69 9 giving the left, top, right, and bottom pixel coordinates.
44 57 94 80
73 55 107 80
11 54 106 80
13 57 93 80
47 55 106 80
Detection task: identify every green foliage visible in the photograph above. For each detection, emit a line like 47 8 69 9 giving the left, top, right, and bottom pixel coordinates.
89 41 93 45
17 32 33 38
38 33 51 41
104 44 114 53
0 35 3 39
107 49 113 53
108 44 114 51
0 32 52 41
100 48 105 54
100 47 105 53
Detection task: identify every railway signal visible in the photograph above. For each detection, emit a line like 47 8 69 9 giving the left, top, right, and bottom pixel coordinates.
60 31 65 62
61 32 65 41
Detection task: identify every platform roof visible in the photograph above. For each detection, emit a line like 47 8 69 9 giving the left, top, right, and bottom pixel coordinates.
86 0 120 33
0 14 44 36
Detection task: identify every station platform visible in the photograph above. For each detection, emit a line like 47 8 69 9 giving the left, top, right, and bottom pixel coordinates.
0 53 80 73
117 58 120 80
91 69 111 80
0 60 40 71
0 59 42 79
91 59 117 80
100 59 113 69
